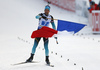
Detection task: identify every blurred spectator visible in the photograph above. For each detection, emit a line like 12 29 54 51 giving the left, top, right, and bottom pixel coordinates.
89 0 92 2
88 1 98 13
96 1 100 10
89 0 92 6
89 0 92 3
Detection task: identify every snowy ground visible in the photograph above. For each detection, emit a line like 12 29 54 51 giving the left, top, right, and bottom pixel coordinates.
0 0 100 70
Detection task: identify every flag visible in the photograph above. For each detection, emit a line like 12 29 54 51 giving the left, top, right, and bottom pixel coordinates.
57 20 86 34
31 26 58 38
31 20 86 38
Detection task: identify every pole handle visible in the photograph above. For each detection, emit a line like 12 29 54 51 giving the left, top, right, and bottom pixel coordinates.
40 17 58 21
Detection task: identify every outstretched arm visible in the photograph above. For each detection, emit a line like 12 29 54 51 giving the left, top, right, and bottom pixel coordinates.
51 15 56 30
51 22 56 30
51 21 58 44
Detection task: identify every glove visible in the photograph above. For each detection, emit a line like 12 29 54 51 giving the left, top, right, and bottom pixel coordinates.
54 37 57 39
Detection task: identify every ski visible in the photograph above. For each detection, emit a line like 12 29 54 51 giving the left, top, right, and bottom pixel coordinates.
11 61 54 67
46 64 54 67
11 61 39 66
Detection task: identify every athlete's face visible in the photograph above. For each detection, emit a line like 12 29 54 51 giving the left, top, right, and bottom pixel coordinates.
44 9 50 15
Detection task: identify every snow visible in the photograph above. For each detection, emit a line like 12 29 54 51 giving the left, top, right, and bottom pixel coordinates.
0 0 100 70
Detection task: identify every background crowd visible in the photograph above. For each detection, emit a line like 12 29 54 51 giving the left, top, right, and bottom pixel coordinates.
88 0 100 13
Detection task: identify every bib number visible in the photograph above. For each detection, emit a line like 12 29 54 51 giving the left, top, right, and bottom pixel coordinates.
41 21 49 26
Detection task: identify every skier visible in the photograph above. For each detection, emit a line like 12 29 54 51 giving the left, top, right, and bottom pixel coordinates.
26 5 57 65
96 1 100 10
88 1 98 13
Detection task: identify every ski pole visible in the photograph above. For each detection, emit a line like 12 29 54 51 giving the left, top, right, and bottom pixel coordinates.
54 37 58 44
40 17 58 21
47 18 58 21
56 39 58 44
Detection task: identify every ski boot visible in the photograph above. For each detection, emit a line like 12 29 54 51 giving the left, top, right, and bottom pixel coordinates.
26 53 34 62
45 56 50 65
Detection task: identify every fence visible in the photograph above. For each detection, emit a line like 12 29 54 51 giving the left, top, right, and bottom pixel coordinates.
44 0 88 17
44 0 76 12
89 10 100 33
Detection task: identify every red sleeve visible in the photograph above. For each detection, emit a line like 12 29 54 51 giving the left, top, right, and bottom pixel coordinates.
95 4 98 10
96 6 99 10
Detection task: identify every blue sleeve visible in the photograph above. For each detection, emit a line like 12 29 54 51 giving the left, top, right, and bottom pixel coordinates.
35 15 41 19
35 13 43 19
51 22 56 30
